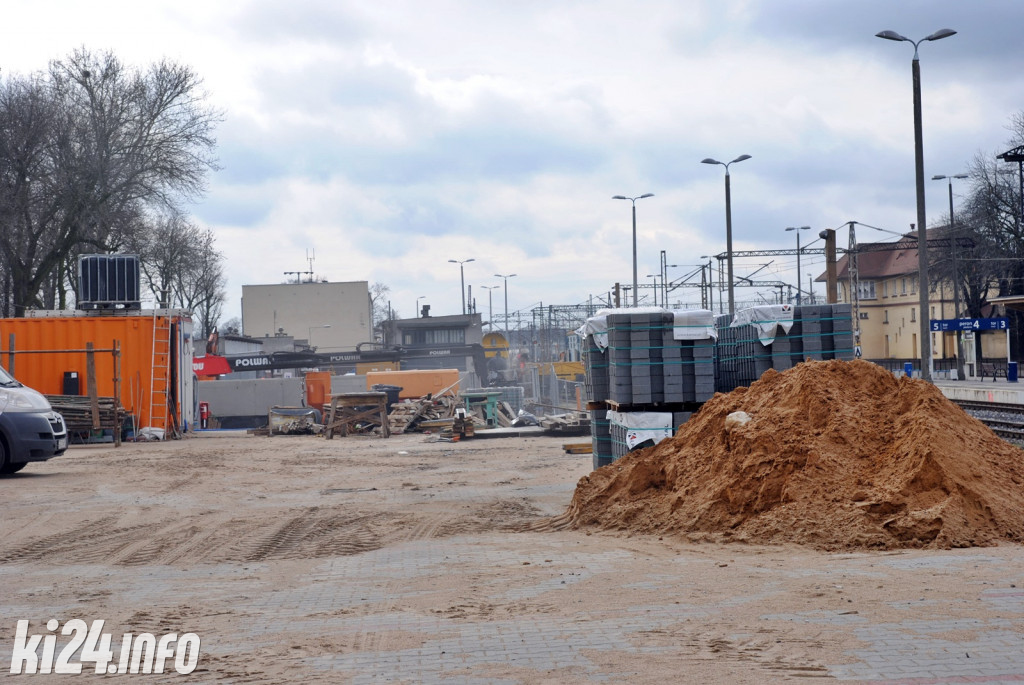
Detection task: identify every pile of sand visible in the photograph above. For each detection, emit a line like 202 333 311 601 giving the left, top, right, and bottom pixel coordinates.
569 359 1024 550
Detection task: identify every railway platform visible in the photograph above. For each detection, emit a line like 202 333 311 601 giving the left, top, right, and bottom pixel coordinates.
934 375 1024 406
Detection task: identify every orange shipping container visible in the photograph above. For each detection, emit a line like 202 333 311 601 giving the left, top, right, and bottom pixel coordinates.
364 369 460 400
0 311 195 433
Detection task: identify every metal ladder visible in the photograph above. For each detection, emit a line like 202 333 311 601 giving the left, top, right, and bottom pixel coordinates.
148 312 172 434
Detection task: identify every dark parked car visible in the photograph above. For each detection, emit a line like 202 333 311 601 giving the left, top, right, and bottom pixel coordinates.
0 365 67 474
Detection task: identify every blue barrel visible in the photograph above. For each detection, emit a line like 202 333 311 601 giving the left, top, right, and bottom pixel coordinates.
1009 361 1018 383
903 362 913 378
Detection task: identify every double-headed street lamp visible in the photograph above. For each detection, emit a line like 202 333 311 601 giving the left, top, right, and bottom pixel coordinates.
876 27 956 383
612 193 654 307
448 258 475 314
702 154 752 316
932 173 969 380
495 273 516 340
415 295 427 318
785 226 811 305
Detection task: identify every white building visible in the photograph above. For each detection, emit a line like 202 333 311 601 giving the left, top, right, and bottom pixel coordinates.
241 281 372 352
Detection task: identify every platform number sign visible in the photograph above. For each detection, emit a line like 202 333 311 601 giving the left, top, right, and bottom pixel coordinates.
930 317 1009 332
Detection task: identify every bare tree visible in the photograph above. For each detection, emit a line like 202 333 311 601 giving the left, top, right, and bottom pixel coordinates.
369 282 392 330
0 48 221 316
176 228 226 338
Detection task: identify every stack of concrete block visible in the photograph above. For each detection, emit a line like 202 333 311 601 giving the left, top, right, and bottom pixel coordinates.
602 312 717 406
583 335 609 403
591 407 613 469
715 304 857 393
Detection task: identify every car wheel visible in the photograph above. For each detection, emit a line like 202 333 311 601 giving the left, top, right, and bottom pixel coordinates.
1 461 26 474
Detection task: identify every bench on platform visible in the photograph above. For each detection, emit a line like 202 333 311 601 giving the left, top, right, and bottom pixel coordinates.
979 362 1007 381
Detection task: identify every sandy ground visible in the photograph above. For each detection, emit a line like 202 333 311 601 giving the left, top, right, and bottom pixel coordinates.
2 431 1024 683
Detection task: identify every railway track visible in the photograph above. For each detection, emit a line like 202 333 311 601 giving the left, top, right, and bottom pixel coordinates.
954 399 1024 444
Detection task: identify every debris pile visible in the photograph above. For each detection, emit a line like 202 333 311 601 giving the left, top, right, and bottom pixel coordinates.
388 395 459 434
568 359 1024 550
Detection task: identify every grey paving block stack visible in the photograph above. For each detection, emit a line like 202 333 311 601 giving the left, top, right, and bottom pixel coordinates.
583 335 609 403
714 304 861 394
606 313 633 404
694 340 715 401
672 411 693 431
800 305 825 360
591 407 613 469
830 303 856 360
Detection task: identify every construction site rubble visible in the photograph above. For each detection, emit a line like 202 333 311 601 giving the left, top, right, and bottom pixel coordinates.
568 359 1024 550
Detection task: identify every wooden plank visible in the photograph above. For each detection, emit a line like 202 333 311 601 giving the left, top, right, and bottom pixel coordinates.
86 343 100 429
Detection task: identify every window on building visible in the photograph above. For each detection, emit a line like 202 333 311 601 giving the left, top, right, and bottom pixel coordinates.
402 328 466 345
882 281 888 298
911 307 916 322
901 278 907 295
857 281 876 300
884 310 889 324
911 278 917 294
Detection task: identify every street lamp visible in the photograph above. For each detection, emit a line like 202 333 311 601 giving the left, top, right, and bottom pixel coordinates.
612 193 655 307
785 226 811 306
876 27 956 382
495 273 517 341
702 154 752 316
415 295 426 318
480 285 500 329
646 274 660 307
307 324 331 348
448 258 475 315
932 173 969 380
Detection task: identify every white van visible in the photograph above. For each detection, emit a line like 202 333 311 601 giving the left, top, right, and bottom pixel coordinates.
0 365 68 474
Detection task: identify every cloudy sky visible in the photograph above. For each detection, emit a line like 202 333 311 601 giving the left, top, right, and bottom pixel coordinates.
5 1 1024 325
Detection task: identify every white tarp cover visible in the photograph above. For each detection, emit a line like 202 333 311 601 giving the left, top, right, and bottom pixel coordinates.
576 307 717 351
729 304 795 345
609 410 674 450
672 309 717 341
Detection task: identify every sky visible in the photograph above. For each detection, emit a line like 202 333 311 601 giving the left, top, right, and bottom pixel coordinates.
5 1 1024 327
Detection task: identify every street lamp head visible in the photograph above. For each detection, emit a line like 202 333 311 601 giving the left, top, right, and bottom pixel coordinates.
876 29 909 42
730 154 752 164
785 225 811 232
701 158 722 165
925 28 957 41
639 193 654 199
612 195 628 200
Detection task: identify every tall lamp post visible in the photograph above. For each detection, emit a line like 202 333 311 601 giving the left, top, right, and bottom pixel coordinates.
448 258 475 314
481 285 500 329
932 173 969 380
495 273 517 341
702 155 752 316
612 193 654 307
645 274 661 307
785 226 811 305
876 27 956 383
